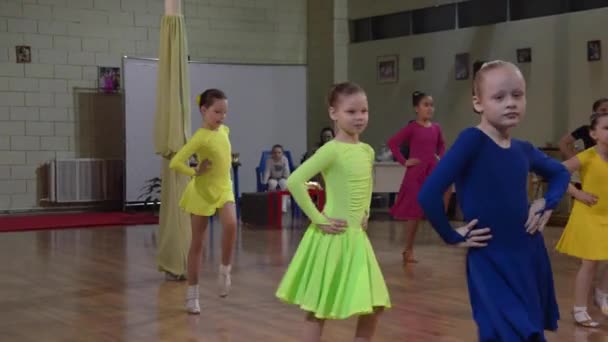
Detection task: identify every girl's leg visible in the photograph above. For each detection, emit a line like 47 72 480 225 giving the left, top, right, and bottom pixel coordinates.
186 214 209 314
278 178 288 190
594 265 608 315
302 313 325 342
598 265 608 292
403 220 419 263
267 179 279 191
354 308 383 342
217 202 237 297
573 259 599 327
279 178 289 212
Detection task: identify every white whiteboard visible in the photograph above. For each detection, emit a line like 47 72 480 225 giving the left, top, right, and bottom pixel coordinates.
123 57 307 204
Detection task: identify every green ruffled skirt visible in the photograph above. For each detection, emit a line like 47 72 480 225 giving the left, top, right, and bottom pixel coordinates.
276 225 391 319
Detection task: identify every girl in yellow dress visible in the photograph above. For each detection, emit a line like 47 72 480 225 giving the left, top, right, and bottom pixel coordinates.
169 89 237 314
558 112 608 327
276 82 390 342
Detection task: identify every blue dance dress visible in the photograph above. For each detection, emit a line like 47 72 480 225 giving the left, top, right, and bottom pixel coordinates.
418 127 570 341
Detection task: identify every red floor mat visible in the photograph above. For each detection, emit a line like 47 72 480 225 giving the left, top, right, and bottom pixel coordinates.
0 212 158 233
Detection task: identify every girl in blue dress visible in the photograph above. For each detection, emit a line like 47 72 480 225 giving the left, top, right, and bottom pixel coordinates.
418 60 570 341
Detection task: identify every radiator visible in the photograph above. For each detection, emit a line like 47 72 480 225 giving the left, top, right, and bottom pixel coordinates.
43 159 123 203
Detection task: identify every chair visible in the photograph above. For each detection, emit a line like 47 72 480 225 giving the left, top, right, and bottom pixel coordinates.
255 150 296 192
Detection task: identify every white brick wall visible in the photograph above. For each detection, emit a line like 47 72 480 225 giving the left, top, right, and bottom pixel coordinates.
0 122 25 136
24 34 53 49
8 18 38 33
25 64 54 78
0 63 25 77
26 92 54 106
0 180 26 194
54 36 81 51
40 136 68 151
9 78 38 92
0 137 9 150
10 107 39 121
26 122 54 136
0 166 10 179
11 136 40 151
0 107 9 121
39 107 68 121
0 0 306 211
11 165 37 180
0 151 26 165
0 92 25 106
54 65 81 79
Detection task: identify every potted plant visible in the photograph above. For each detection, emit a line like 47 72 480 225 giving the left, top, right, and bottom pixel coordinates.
138 177 161 213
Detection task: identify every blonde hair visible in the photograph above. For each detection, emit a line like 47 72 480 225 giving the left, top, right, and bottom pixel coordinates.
473 60 522 96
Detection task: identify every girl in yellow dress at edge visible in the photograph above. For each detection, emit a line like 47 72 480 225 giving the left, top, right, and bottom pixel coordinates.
558 112 608 327
169 89 237 314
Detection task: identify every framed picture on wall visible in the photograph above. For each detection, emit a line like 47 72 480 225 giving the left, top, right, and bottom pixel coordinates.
455 53 469 80
588 40 601 61
98 66 121 92
377 55 398 83
517 48 532 63
413 57 425 71
16 46 31 63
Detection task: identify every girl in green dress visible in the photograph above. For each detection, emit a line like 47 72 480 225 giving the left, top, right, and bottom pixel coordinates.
276 82 391 342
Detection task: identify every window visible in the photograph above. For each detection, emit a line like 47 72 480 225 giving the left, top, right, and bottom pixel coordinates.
412 4 456 34
371 12 411 40
510 0 570 21
350 18 373 43
350 0 608 43
569 0 608 12
458 0 508 28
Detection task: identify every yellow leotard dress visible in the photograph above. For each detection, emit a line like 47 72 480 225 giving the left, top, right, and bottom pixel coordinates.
169 125 234 216
275 140 391 319
556 147 608 260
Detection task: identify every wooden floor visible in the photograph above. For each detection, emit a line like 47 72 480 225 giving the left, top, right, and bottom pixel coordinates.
1 219 607 341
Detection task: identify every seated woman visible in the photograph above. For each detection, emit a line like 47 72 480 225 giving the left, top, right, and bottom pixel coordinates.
300 127 334 190
263 144 291 211
264 144 291 190
300 126 335 164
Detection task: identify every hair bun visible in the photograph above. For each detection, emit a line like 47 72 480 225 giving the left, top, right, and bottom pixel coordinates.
412 90 427 107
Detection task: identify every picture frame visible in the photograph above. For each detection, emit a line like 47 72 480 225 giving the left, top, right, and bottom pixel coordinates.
517 48 532 63
412 57 425 71
588 40 601 61
98 66 121 92
377 55 398 83
16 46 31 63
455 53 469 80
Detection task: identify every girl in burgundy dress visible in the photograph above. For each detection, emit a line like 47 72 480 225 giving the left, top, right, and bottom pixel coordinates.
388 91 447 263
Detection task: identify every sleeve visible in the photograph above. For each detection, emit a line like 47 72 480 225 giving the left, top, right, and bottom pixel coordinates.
435 124 446 157
525 142 570 210
169 133 204 177
286 143 335 225
417 129 482 244
576 148 592 168
283 156 291 178
387 124 412 165
570 125 587 140
262 159 271 184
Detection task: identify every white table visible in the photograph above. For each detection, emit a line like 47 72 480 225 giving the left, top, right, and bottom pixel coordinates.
373 162 403 193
